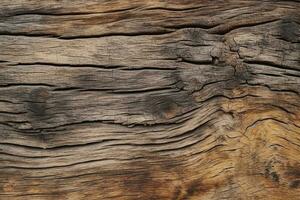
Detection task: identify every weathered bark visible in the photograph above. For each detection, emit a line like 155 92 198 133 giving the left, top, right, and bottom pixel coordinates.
0 0 299 199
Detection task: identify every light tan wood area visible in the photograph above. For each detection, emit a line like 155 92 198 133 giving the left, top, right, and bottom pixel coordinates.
0 0 299 199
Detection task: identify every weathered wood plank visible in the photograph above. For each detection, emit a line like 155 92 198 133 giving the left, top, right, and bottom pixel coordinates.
0 0 300 199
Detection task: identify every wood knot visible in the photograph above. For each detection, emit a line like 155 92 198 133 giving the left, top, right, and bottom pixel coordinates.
211 56 219 65
145 95 182 120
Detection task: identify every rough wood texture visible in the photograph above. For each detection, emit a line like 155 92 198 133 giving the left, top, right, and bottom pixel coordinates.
0 0 300 199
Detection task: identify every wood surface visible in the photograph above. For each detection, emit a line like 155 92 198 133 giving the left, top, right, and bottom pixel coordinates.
0 0 300 199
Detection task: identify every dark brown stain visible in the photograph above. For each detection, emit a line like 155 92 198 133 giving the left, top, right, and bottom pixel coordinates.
269 171 280 183
234 64 252 83
118 154 185 200
27 87 50 117
24 87 67 140
280 18 299 43
181 179 220 200
115 152 223 199
289 180 300 189
184 180 203 199
286 165 300 178
285 164 300 188
122 168 153 192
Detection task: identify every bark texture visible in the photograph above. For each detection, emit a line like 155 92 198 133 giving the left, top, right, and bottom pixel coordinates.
0 0 300 199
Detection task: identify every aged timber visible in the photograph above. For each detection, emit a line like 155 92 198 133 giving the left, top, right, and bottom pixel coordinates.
0 0 300 199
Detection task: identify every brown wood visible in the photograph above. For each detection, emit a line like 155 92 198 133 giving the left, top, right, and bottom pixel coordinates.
0 0 300 199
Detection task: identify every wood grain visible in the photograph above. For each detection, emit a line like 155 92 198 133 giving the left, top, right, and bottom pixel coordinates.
0 0 299 199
